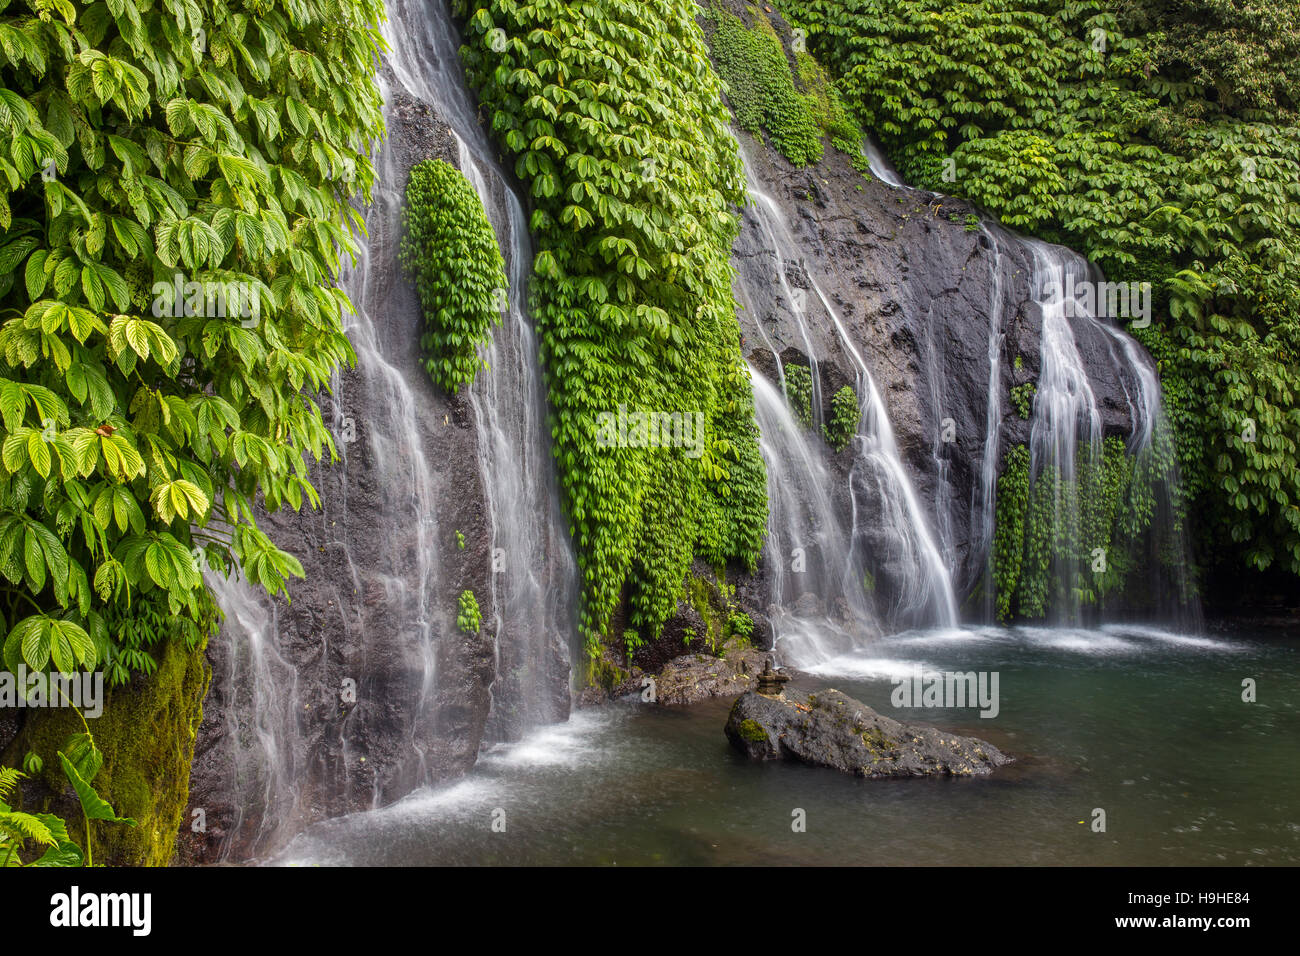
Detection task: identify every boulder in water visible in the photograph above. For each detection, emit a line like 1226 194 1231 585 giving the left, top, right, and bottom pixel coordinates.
725 687 1011 777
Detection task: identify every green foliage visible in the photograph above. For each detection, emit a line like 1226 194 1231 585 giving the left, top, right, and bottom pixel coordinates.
0 0 386 682
822 384 859 451
726 608 754 641
790 0 1300 587
1118 0 1300 115
1 730 132 867
704 5 821 166
992 436 1182 620
456 588 481 635
398 159 505 394
456 0 768 659
455 529 466 550
703 4 864 169
992 444 1030 621
1010 381 1036 420
783 363 813 428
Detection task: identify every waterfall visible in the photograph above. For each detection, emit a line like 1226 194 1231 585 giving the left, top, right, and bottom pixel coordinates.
388 0 579 740
1012 237 1197 624
973 223 1009 616
750 366 883 662
861 136 906 189
204 0 574 859
734 138 958 667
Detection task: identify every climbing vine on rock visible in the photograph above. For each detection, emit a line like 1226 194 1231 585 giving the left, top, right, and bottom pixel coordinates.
782 363 813 429
398 159 505 394
822 384 859 451
993 436 1184 621
702 3 864 169
455 0 768 659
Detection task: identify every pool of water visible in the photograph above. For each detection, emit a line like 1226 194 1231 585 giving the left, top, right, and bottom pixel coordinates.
271 624 1299 865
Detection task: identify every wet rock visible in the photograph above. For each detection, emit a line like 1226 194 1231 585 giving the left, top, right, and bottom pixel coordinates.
725 1 1145 604
725 687 1011 777
184 85 499 863
653 641 768 705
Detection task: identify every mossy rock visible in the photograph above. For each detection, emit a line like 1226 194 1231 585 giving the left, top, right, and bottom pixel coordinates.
2 637 210 867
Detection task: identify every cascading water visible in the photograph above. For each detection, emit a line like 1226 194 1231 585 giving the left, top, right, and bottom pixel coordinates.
861 136 906 189
859 133 1196 626
1024 239 1105 623
734 139 958 667
1013 237 1197 625
393 1 579 741
973 222 1009 615
206 0 575 859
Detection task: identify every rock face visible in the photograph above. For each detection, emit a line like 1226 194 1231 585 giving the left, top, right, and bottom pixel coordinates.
182 90 499 863
723 1 1147 608
726 687 1011 777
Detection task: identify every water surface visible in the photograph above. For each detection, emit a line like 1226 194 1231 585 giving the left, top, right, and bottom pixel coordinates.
272 625 1298 866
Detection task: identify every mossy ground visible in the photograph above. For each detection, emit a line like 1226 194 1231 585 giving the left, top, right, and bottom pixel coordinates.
2 637 209 866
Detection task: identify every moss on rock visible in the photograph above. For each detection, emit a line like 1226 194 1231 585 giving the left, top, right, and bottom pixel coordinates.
3 637 210 867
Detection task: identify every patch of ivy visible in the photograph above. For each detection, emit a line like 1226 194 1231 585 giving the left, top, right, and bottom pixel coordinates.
457 589 482 635
822 384 859 451
783 363 814 429
1010 381 1036 420
399 159 505 394
456 0 768 662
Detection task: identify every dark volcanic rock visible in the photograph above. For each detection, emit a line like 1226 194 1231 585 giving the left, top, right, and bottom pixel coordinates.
182 87 499 863
726 687 1011 777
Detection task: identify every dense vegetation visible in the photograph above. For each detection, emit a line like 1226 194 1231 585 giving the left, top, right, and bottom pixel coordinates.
0 0 384 857
399 158 505 394
785 0 1300 598
456 0 768 658
702 3 863 169
992 436 1183 620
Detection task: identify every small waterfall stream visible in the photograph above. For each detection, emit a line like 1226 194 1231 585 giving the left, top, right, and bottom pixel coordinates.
735 139 958 666
393 0 579 741
206 0 575 860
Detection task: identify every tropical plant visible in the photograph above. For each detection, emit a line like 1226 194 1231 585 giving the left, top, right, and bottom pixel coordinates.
456 588 481 634
822 384 859 451
0 0 387 684
1 730 132 867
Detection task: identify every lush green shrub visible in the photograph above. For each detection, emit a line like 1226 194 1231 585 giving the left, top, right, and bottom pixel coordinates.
456 589 481 634
456 0 768 658
1010 381 1036 421
992 436 1182 620
0 731 132 867
704 4 822 166
398 159 505 394
783 363 814 428
703 4 865 169
822 384 859 451
0 0 385 683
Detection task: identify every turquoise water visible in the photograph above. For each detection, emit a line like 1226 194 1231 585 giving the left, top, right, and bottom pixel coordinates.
271 624 1299 866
